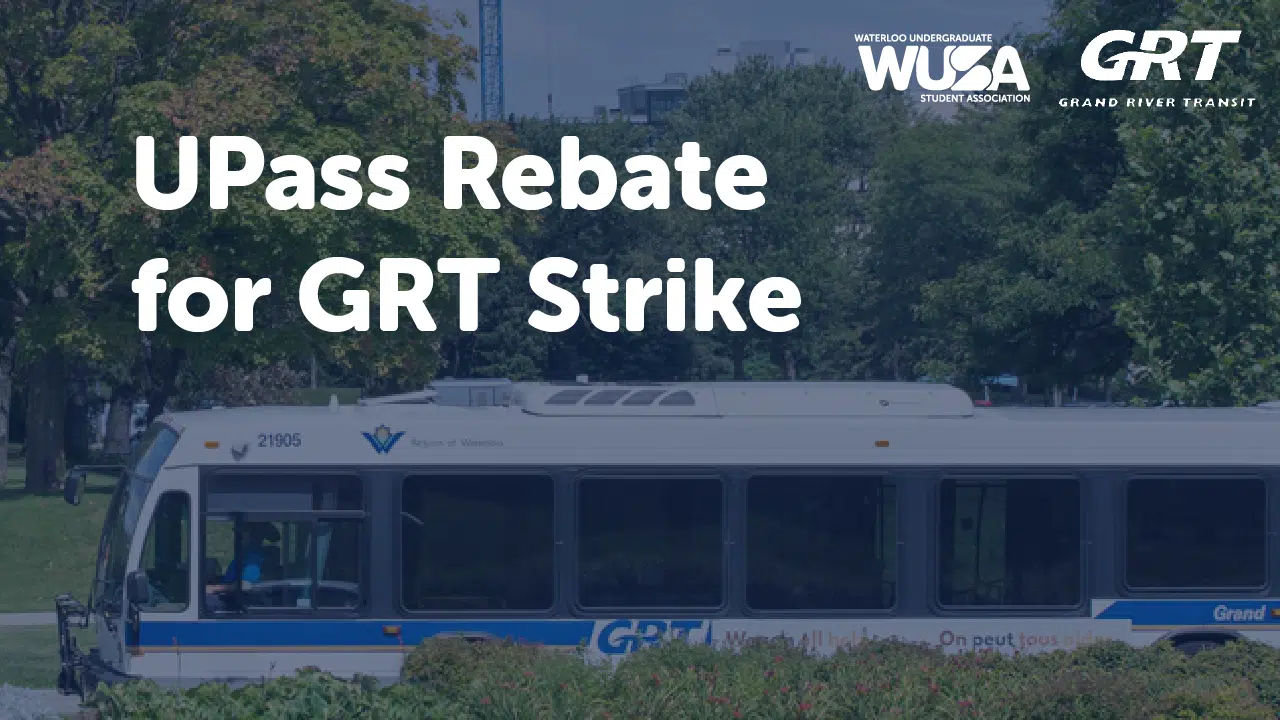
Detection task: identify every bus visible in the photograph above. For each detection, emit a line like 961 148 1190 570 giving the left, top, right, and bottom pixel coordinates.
54 380 1280 697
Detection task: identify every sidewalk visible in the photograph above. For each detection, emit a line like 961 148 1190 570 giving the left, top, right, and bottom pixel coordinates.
0 612 56 627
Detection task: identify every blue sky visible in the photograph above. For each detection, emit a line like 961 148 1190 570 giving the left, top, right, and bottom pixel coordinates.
423 0 1053 119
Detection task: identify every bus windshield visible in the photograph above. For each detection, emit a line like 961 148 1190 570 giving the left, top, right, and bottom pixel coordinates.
92 422 181 614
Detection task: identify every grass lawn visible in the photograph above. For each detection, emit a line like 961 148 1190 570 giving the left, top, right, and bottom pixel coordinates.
0 458 115 613
0 625 91 689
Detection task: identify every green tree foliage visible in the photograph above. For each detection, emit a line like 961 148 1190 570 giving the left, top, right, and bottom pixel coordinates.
881 0 1179 397
1018 0 1178 212
435 117 702 382
0 0 518 489
968 0 1176 399
1110 0 1280 405
1 0 148 487
911 110 1132 398
862 112 1017 382
661 58 899 380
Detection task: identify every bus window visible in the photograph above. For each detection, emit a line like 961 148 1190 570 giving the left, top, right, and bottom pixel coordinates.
203 514 237 604
202 474 365 616
315 519 362 608
130 425 180 482
137 492 190 612
93 424 180 615
746 475 896 611
400 474 554 611
577 475 723 609
938 477 1080 607
204 475 360 514
1126 477 1266 590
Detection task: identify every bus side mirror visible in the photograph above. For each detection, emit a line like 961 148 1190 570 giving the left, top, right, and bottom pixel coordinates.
63 471 84 506
126 571 150 607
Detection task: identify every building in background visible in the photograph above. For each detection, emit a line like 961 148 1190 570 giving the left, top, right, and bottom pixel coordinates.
615 73 689 124
593 105 622 122
712 41 815 72
597 42 815 124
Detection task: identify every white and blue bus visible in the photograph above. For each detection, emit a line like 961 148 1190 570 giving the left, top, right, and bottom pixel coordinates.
55 380 1280 697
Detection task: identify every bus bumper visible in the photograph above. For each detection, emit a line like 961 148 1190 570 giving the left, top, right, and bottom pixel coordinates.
78 648 135 691
54 593 134 698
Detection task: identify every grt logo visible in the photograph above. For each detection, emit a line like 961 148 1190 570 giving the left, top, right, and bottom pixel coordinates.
594 619 708 654
1081 30 1241 81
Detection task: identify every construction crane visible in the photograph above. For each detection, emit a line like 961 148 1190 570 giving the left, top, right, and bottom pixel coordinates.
479 0 503 121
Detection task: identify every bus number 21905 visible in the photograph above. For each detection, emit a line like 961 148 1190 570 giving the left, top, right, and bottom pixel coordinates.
259 432 302 448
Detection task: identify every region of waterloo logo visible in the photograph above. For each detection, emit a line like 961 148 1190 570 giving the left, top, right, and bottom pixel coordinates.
363 425 404 454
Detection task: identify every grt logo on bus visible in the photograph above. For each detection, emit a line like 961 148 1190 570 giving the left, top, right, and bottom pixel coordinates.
594 620 710 654
1081 30 1241 81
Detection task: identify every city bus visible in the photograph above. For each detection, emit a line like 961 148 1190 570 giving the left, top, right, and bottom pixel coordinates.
54 380 1280 696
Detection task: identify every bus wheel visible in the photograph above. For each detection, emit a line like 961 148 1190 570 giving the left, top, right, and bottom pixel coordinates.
1173 638 1226 656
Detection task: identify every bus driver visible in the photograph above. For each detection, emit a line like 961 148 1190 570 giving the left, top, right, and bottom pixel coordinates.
205 522 278 612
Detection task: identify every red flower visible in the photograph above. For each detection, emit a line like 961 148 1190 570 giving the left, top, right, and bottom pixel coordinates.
480 697 491 705
799 702 812 711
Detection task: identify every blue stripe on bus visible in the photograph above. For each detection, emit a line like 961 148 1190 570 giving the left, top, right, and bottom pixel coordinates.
133 601 1280 651
138 619 595 648
1095 600 1279 626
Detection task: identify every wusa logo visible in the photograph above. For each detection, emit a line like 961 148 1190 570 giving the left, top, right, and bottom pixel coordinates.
1081 30 1241 81
362 425 404 454
856 42 1029 104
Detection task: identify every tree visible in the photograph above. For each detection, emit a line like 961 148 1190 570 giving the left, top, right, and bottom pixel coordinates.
433 117 715 383
861 113 1015 383
893 2 1176 399
1110 0 1280 405
919 200 1131 400
1 0 521 489
660 58 896 380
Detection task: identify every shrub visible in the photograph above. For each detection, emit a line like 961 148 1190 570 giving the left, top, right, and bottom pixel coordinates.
1186 639 1280 712
93 668 462 719
94 637 1280 719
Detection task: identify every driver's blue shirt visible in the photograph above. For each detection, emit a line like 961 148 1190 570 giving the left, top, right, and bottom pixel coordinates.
222 549 264 584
